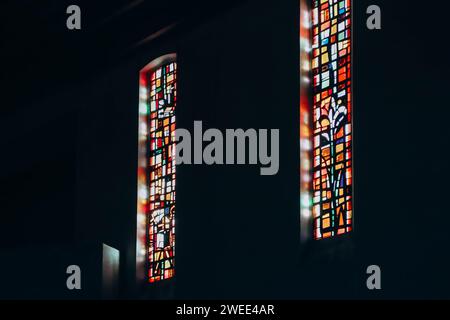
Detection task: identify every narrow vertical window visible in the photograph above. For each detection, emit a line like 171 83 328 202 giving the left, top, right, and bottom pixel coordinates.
137 54 177 283
301 0 352 240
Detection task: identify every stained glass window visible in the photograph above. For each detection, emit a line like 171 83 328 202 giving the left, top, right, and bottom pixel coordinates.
301 0 352 240
138 55 177 283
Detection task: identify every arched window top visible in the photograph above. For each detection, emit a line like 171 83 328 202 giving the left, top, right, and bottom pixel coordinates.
140 53 177 73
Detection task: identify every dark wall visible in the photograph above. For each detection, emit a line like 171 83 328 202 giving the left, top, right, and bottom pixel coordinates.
354 0 450 299
0 106 78 249
74 66 138 297
176 0 300 299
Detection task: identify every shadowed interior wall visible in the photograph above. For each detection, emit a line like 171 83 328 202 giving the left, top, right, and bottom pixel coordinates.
175 0 300 299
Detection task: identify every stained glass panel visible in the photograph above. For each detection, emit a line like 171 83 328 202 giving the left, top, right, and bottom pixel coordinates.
310 0 352 239
138 58 177 283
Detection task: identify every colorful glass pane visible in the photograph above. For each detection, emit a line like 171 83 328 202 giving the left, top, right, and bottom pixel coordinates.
139 60 177 282
310 0 352 239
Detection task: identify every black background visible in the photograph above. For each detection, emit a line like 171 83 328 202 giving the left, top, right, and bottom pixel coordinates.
0 0 449 299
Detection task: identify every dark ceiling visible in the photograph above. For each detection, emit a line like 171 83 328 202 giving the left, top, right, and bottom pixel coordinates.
0 0 246 116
